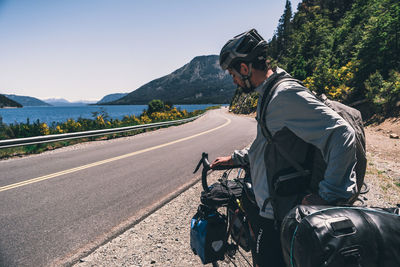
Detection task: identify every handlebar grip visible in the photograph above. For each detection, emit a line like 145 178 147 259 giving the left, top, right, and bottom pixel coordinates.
201 168 210 192
200 153 211 192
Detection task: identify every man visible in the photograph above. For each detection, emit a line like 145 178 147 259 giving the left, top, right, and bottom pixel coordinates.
211 29 358 267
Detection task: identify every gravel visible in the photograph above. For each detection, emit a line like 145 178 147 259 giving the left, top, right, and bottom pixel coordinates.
73 170 243 267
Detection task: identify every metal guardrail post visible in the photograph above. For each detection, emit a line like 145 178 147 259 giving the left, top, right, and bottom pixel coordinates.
0 115 202 149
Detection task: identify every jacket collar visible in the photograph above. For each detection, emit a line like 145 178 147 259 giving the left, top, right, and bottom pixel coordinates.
255 67 290 97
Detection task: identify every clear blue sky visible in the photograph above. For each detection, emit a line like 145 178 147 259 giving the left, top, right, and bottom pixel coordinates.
0 0 302 102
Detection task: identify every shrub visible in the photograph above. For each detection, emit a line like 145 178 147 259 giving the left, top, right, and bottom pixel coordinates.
365 70 400 116
303 61 357 101
147 99 165 114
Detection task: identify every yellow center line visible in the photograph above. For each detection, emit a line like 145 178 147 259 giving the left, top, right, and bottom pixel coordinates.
0 117 231 193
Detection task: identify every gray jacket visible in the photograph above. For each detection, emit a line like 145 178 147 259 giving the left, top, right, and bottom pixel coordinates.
232 68 357 219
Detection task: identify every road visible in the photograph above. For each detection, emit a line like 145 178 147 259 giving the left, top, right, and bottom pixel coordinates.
0 108 256 267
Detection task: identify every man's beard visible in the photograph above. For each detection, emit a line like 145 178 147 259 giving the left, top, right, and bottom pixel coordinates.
241 84 255 93
241 76 255 93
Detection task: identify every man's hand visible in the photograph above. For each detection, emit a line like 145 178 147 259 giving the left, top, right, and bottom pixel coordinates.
301 193 329 205
210 156 234 169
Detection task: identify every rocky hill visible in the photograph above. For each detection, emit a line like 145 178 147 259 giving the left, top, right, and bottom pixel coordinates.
0 94 23 108
5 94 51 106
108 55 235 105
97 93 128 104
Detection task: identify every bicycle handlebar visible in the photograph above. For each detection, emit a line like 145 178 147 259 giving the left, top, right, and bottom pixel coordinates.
193 152 243 192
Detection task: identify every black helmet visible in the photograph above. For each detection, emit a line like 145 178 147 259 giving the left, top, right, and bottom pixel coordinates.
219 29 267 70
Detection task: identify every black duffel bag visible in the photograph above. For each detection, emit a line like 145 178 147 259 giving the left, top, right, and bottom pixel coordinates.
200 178 243 209
281 205 400 267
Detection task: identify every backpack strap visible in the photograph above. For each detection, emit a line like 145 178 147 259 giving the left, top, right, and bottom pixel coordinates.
257 77 303 141
257 77 312 213
257 77 307 175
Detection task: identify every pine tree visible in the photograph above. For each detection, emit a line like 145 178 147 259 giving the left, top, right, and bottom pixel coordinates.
276 0 293 60
232 0 400 117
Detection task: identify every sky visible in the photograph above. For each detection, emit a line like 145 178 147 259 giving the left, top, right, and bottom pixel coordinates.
0 0 302 102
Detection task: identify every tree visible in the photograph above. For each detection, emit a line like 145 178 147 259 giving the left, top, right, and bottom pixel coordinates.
232 0 400 118
276 0 293 60
147 99 165 114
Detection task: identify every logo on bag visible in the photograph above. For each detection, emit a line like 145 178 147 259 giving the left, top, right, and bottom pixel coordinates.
212 240 223 252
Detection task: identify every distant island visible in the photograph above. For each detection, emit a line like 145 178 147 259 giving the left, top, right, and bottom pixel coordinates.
0 94 23 108
4 94 51 106
43 98 97 106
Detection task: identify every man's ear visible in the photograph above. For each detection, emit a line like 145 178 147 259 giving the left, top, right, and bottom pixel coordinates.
240 63 249 75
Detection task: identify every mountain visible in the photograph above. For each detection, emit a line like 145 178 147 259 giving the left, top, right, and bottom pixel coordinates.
44 98 96 106
108 55 235 105
43 98 71 106
97 93 128 104
0 94 23 108
4 94 51 106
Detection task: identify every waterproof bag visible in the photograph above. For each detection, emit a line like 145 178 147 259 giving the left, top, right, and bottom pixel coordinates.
190 204 227 264
280 205 400 267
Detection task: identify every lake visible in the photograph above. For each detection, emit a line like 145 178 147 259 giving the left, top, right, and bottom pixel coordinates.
0 104 224 125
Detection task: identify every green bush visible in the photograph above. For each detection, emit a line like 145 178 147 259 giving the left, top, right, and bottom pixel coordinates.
365 70 400 116
147 99 165 114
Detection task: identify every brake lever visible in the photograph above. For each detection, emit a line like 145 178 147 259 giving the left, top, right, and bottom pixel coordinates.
193 158 203 174
193 152 210 174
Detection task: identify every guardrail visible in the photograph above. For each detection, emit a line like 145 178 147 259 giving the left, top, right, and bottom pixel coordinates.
0 115 202 149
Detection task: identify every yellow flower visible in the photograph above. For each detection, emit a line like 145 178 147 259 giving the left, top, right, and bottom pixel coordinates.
39 123 50 135
140 114 151 124
56 125 64 133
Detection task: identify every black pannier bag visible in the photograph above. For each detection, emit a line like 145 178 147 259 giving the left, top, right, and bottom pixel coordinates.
190 204 227 264
280 205 400 267
229 207 252 252
198 175 257 253
229 175 260 252
200 178 244 209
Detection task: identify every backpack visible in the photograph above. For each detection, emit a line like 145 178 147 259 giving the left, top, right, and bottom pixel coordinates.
257 77 367 210
318 93 367 193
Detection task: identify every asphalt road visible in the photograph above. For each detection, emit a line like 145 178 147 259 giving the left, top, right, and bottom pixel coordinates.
0 108 256 267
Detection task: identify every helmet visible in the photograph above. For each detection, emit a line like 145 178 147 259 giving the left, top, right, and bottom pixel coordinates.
219 29 267 71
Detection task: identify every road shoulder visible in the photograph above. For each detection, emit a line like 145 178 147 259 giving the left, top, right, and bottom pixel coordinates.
72 116 400 267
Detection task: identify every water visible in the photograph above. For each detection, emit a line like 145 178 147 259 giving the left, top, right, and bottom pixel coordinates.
0 104 222 125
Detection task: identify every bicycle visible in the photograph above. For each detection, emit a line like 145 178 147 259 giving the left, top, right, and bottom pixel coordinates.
190 153 374 267
191 152 258 267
